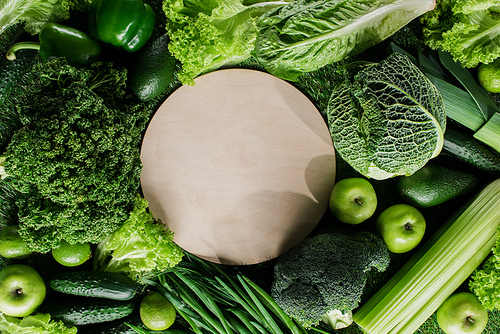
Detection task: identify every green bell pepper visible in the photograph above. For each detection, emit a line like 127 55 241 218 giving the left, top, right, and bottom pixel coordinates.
6 23 101 66
89 0 155 52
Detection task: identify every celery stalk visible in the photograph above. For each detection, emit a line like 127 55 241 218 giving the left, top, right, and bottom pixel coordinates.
353 179 500 334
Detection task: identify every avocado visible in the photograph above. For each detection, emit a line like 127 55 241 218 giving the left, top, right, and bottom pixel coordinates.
397 165 478 208
128 33 177 102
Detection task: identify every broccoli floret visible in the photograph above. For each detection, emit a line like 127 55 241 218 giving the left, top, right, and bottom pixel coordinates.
271 229 390 329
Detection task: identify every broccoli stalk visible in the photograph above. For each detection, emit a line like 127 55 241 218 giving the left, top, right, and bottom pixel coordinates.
271 228 390 329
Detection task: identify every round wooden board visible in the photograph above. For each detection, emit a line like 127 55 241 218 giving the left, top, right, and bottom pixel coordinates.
140 69 336 265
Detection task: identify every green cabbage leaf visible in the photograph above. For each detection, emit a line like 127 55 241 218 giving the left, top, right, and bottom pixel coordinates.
255 0 436 81
326 53 445 180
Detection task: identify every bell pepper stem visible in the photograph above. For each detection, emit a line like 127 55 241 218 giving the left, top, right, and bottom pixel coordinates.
6 41 40 60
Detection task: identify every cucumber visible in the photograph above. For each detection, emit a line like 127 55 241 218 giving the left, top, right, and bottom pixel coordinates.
41 297 135 326
49 271 139 300
442 127 500 176
128 32 177 102
397 164 478 208
78 315 144 334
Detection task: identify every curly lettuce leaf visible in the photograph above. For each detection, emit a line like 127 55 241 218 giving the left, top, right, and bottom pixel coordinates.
0 0 92 35
162 0 290 84
255 0 436 81
94 195 184 280
0 313 77 334
469 225 500 310
326 53 445 180
421 0 500 67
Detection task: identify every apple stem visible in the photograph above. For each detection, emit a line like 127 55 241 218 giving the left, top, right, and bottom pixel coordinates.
355 198 365 206
404 223 412 231
11 288 22 298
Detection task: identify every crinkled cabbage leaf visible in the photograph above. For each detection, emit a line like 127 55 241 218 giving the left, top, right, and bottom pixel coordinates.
255 0 436 81
326 53 446 180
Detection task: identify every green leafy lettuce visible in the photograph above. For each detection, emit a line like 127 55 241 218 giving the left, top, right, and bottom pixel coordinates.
421 0 500 67
0 0 92 35
469 225 500 310
94 195 184 280
162 0 291 84
255 0 437 81
326 53 446 180
0 313 76 334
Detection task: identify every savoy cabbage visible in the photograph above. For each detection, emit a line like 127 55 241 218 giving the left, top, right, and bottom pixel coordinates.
327 53 446 180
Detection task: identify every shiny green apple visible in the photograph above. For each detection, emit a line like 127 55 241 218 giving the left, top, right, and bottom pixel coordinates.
0 264 46 317
437 292 488 334
329 177 377 224
375 204 426 253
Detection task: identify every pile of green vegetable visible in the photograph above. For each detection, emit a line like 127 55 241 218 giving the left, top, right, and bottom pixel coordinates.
0 0 500 333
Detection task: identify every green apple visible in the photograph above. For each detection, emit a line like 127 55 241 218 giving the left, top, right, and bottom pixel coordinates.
329 177 377 224
0 264 46 317
375 204 426 253
437 292 488 334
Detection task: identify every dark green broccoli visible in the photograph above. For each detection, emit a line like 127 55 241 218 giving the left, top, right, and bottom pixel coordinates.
1 58 152 252
271 228 390 329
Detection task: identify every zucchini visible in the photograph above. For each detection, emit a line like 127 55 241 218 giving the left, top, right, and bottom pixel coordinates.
49 271 139 300
442 127 500 176
41 297 135 326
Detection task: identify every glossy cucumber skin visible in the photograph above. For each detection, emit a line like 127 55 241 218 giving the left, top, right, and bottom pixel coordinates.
49 271 138 300
42 297 135 326
443 127 500 176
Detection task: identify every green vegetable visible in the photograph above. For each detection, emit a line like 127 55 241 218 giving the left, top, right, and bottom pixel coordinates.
94 195 184 281
49 271 139 300
255 0 436 81
144 253 307 334
421 0 500 68
271 228 390 329
478 57 500 93
0 312 77 334
469 224 500 310
6 23 101 66
397 164 478 208
89 0 155 52
128 33 178 101
41 297 136 326
443 127 500 176
353 178 500 334
2 58 151 252
0 0 92 35
326 53 446 180
162 0 288 85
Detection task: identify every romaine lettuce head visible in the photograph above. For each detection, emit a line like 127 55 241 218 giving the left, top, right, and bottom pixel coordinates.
255 0 436 81
326 53 445 180
0 313 76 334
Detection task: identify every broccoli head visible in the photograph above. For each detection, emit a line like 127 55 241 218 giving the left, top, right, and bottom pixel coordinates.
271 228 390 329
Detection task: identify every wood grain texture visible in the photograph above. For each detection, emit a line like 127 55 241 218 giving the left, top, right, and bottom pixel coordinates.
140 69 336 265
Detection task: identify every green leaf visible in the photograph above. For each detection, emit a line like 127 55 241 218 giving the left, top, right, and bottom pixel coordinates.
439 50 499 121
255 0 436 81
327 53 445 180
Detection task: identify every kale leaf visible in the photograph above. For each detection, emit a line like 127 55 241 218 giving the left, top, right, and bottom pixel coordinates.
3 58 152 252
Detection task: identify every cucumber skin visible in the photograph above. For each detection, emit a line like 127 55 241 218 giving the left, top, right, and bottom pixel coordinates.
49 271 139 301
42 297 135 326
443 127 500 176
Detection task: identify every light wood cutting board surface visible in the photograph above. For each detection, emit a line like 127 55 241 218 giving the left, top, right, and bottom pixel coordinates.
140 69 336 265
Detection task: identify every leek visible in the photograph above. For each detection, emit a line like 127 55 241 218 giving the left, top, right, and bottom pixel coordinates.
353 178 500 334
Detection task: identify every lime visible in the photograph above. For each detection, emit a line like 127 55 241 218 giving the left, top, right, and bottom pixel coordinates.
0 225 32 259
51 240 92 267
477 58 500 93
140 291 176 331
